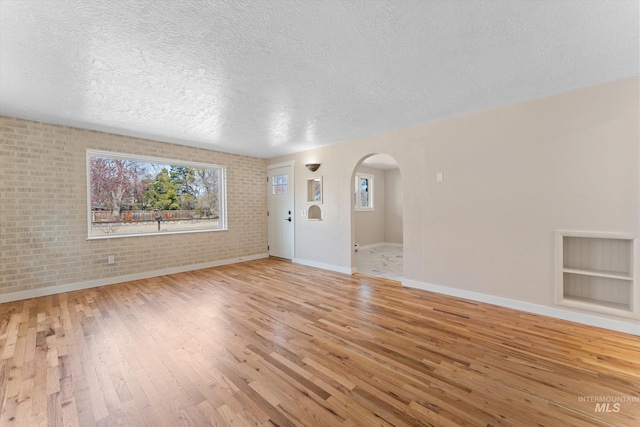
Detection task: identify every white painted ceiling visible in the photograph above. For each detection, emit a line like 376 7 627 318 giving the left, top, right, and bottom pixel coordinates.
0 1 638 158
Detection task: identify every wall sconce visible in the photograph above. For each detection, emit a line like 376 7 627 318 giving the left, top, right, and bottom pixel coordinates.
305 163 321 172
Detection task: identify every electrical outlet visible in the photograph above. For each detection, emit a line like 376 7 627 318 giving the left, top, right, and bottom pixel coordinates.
108 255 115 264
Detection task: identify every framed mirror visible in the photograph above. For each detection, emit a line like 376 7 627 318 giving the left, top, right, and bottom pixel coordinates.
306 176 322 204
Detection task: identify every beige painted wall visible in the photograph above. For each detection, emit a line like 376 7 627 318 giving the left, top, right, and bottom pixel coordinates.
270 77 639 324
384 168 403 244
0 117 267 295
354 167 385 246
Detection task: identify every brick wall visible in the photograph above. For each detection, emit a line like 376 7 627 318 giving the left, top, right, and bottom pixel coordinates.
0 116 267 295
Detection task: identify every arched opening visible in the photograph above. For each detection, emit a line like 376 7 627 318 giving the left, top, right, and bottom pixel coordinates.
351 153 403 280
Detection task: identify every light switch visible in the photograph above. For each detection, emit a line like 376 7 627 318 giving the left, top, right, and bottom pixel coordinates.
436 172 444 182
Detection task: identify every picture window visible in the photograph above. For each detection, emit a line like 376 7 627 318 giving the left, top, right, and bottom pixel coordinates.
87 150 226 238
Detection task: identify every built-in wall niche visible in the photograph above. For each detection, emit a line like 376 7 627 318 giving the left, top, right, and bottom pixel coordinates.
307 176 322 204
308 205 322 220
555 230 637 318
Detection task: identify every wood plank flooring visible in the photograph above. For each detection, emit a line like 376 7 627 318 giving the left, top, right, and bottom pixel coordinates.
1 258 639 426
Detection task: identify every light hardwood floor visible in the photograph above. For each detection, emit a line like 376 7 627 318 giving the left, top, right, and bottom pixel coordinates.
1 258 639 426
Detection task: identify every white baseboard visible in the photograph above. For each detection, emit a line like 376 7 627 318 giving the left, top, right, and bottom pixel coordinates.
0 253 268 304
358 242 403 250
402 278 640 336
293 258 355 275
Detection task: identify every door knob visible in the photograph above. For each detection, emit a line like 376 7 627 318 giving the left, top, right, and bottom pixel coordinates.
285 217 292 222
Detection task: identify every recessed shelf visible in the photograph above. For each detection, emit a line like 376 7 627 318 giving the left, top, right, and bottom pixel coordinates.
561 295 632 312
308 205 322 220
555 231 637 318
562 268 632 281
563 272 630 305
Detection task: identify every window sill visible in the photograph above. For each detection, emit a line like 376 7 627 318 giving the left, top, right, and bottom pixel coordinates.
87 227 228 240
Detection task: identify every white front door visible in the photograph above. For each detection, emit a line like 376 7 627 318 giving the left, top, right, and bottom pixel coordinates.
267 164 294 259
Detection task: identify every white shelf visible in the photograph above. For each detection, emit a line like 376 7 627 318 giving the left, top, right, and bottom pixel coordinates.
560 295 632 313
563 268 632 281
555 231 637 318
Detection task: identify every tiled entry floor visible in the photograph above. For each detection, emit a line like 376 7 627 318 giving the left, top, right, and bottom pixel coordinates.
355 244 403 280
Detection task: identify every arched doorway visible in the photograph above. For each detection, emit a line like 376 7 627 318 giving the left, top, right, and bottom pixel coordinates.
351 154 403 280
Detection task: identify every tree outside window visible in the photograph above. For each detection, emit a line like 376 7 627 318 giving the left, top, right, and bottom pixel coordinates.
87 150 226 238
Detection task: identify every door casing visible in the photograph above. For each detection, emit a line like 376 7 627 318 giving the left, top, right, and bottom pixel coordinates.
267 162 295 259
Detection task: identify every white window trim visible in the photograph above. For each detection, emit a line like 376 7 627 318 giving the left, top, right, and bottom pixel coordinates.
354 172 374 211
86 149 227 239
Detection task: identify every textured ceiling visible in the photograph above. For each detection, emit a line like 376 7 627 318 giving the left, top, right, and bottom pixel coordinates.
0 0 638 158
